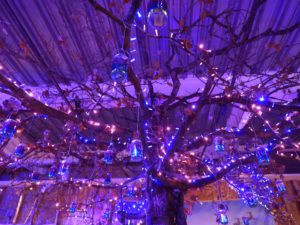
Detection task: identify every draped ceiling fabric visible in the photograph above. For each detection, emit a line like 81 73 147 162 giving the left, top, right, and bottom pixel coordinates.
0 0 299 85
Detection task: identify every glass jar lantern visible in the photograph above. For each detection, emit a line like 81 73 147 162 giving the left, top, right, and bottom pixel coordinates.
214 136 225 152
275 179 286 194
105 173 111 185
1 119 18 138
31 171 39 181
104 147 114 165
256 147 270 166
242 217 250 225
110 52 129 82
48 166 57 179
244 186 257 208
217 213 228 225
147 0 168 29
69 202 77 213
130 139 143 162
14 144 27 158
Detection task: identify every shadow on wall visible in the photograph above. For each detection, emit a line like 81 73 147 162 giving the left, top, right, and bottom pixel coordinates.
187 201 275 225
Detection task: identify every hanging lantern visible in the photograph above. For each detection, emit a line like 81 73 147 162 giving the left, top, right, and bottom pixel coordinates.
58 160 69 181
103 208 110 220
243 186 257 208
242 217 250 225
14 144 27 158
126 186 135 197
48 166 57 179
31 171 39 181
256 147 270 166
147 0 168 29
1 119 19 138
104 146 114 165
214 136 225 152
105 173 111 185
130 139 143 162
216 213 228 225
275 179 286 194
69 202 77 213
43 129 51 142
110 51 129 82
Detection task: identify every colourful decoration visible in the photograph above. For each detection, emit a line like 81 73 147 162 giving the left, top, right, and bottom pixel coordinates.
104 146 114 165
103 208 110 220
1 119 18 138
110 52 129 82
105 173 111 184
31 171 39 181
130 139 143 162
275 179 286 194
14 144 27 158
216 204 228 224
214 136 225 152
48 166 57 179
69 202 77 213
243 186 257 208
242 217 250 225
147 0 168 28
256 147 270 166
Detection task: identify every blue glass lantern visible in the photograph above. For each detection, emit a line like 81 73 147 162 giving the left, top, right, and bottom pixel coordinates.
217 213 228 225
1 119 18 138
58 161 69 181
105 173 111 185
256 147 270 166
69 202 77 213
103 208 110 220
48 166 57 179
130 139 143 162
242 217 250 225
14 144 27 158
104 147 114 165
110 52 129 82
244 186 257 208
275 179 286 194
31 171 39 181
147 0 168 29
214 136 225 152
126 186 135 197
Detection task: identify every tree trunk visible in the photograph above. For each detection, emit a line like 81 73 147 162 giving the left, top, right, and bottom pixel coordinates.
148 185 187 225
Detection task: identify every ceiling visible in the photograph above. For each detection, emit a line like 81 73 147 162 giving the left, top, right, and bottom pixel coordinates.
0 0 299 86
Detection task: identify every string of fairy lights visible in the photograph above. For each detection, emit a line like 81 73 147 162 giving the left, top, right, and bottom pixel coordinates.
0 0 300 224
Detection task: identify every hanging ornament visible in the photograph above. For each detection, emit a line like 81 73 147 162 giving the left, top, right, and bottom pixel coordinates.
130 138 143 162
69 202 77 213
105 173 111 185
103 208 110 220
256 147 270 166
43 129 51 142
1 119 19 138
58 160 69 181
243 186 257 208
126 185 135 197
275 178 286 194
31 171 39 181
242 217 250 225
214 136 225 152
110 51 129 82
216 204 228 225
48 165 57 179
147 0 168 29
104 144 114 165
14 144 27 158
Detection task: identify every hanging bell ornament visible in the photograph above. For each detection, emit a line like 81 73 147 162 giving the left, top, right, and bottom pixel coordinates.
147 0 168 29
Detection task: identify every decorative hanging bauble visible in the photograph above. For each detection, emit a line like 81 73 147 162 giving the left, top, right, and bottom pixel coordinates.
216 213 229 225
242 217 250 225
214 136 225 152
243 186 258 208
275 179 286 194
1 119 19 138
256 147 270 166
105 173 111 184
31 171 39 181
147 0 168 29
110 51 129 82
48 166 57 179
103 208 110 220
130 139 143 162
104 147 114 165
14 144 27 158
69 202 77 213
